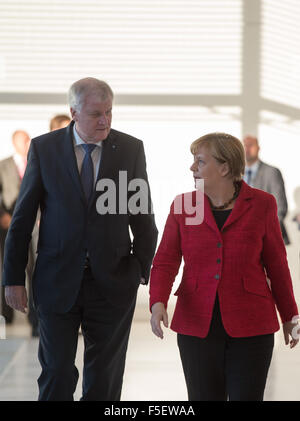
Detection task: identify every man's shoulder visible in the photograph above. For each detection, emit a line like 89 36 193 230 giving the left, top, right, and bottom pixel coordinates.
32 127 66 145
259 160 281 175
110 128 142 147
251 185 274 201
0 156 14 170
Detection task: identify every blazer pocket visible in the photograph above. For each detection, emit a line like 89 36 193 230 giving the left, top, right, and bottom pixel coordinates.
243 276 269 298
174 276 197 296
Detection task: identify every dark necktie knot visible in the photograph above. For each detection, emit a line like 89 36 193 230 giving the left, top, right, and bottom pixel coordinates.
82 143 96 155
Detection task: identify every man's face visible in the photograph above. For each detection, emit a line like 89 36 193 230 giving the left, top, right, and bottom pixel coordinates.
243 136 259 165
12 132 31 157
71 94 112 143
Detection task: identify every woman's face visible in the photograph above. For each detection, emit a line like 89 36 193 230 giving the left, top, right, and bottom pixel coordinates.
190 145 227 190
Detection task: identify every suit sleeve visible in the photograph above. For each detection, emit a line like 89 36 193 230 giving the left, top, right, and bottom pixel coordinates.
129 141 158 283
0 163 6 217
149 200 182 310
269 168 288 221
2 140 43 286
262 195 298 323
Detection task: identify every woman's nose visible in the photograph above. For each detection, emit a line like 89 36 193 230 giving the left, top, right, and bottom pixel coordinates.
190 162 197 172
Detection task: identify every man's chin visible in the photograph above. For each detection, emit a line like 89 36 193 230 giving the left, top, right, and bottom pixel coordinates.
246 157 257 165
95 129 110 142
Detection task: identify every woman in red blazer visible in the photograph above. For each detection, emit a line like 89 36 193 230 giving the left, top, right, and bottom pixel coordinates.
150 133 299 401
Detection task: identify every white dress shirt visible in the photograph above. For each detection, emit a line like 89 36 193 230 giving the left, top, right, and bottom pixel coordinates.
244 160 259 187
13 153 27 179
73 125 103 184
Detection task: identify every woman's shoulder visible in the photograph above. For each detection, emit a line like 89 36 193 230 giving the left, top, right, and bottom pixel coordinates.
168 190 205 226
250 186 275 202
170 190 200 209
245 183 276 209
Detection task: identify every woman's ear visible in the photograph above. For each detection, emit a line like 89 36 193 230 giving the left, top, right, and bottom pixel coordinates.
219 162 230 177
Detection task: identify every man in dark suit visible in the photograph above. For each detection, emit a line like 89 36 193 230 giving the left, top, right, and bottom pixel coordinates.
2 78 158 401
243 135 290 245
0 130 39 335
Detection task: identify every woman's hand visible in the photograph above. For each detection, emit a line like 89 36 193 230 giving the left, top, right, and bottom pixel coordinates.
150 302 169 339
283 317 300 349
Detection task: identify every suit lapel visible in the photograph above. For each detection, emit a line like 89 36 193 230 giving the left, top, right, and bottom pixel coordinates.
203 194 220 233
60 122 86 204
221 181 253 230
96 129 119 181
58 124 122 209
252 160 263 186
89 129 120 210
203 181 253 233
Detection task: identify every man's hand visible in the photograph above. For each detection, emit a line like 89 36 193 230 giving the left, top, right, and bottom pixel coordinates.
150 302 169 339
5 286 28 313
0 212 12 230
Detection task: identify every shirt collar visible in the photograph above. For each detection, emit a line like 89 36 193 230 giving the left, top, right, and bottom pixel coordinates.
13 152 26 166
245 160 259 173
73 124 102 148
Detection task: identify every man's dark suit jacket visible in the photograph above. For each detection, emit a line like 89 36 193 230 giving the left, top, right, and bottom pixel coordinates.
2 122 158 312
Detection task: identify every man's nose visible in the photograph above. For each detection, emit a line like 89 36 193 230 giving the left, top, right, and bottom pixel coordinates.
98 115 108 125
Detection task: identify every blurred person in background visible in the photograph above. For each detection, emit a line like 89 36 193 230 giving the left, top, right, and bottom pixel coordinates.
0 130 39 336
243 135 290 245
150 133 299 401
50 114 71 131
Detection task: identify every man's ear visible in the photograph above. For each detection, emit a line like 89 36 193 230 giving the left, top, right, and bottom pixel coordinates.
70 108 77 121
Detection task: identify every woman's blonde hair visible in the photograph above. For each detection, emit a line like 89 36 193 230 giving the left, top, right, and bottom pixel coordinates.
190 132 245 181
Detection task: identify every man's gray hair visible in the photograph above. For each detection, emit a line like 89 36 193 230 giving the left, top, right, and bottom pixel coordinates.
68 77 114 111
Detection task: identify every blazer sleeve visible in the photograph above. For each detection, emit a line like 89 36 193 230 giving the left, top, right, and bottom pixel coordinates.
149 200 182 311
129 141 158 283
262 194 298 323
2 140 43 286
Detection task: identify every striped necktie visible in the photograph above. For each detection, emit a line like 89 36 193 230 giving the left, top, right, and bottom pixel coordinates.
80 144 96 204
246 169 252 185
